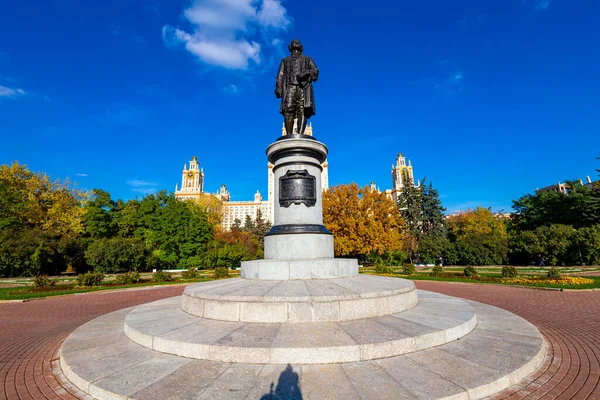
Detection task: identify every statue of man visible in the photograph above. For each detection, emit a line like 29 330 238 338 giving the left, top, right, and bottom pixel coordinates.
275 39 319 136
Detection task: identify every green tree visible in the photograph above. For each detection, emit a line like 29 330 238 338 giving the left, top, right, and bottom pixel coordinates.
145 195 213 267
421 180 448 238
0 162 86 277
396 174 422 237
83 189 116 238
85 237 147 273
447 207 508 265
242 209 271 250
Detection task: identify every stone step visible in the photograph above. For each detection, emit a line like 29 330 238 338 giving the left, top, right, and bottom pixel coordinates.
182 275 418 323
60 293 545 400
124 291 476 364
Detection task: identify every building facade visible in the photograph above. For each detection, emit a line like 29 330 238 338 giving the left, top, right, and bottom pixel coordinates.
174 156 204 200
175 122 329 231
536 176 597 195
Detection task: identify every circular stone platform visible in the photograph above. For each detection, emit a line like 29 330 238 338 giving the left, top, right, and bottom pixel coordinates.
181 275 417 323
125 291 475 364
60 291 546 400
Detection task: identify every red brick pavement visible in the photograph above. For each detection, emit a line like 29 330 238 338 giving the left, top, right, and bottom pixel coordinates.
0 282 599 399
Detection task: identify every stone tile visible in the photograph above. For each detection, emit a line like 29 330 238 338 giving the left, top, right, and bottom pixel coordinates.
264 280 310 299
214 323 280 348
287 302 313 323
90 355 191 398
407 348 506 395
374 315 440 337
196 363 263 400
243 364 303 399
181 295 204 317
241 261 259 279
288 261 312 280
240 301 288 323
197 279 256 296
272 322 357 348
337 258 359 278
376 357 468 400
305 280 350 298
66 348 155 384
258 260 290 280
441 334 542 374
203 300 240 321
301 364 360 400
341 361 417 399
310 259 339 278
230 280 280 298
164 318 242 345
131 360 230 400
311 301 341 322
340 318 409 344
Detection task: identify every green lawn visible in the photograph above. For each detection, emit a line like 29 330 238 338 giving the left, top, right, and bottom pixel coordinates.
362 268 600 290
0 276 224 301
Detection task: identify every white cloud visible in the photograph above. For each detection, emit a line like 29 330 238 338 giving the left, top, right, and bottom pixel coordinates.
222 83 241 94
0 85 27 98
257 0 291 29
163 0 291 70
433 70 466 96
535 0 552 10
127 180 159 194
76 173 88 177
451 71 465 82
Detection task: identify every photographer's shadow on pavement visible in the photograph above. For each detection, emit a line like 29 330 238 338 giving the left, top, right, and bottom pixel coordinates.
260 364 303 400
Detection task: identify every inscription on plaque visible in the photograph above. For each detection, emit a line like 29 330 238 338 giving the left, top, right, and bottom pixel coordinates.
279 169 317 207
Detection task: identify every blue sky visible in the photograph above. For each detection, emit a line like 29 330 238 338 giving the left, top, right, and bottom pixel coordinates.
1 0 599 213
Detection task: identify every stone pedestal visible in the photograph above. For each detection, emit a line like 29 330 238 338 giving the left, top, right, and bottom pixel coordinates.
264 135 332 259
242 134 358 279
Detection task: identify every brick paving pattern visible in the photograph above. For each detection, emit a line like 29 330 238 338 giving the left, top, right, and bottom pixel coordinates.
0 282 598 399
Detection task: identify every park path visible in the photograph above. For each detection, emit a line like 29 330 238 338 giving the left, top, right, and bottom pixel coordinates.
0 281 598 399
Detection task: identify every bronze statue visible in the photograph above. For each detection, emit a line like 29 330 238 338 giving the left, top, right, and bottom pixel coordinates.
275 39 319 136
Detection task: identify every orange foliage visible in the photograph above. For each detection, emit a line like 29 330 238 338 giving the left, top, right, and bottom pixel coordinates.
323 183 404 257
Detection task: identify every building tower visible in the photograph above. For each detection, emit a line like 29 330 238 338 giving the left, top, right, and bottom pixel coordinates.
385 153 418 203
175 156 205 200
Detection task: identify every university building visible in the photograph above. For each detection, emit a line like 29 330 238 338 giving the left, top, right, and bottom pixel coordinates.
536 176 597 195
175 122 329 230
369 153 420 202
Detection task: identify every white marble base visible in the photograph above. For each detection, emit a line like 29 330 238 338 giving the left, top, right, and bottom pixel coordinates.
181 275 417 323
264 233 334 259
241 257 357 280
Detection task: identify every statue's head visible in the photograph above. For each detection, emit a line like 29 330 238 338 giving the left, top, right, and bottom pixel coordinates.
288 39 303 53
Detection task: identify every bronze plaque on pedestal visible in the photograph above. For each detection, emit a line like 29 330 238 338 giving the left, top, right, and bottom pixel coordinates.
279 170 316 207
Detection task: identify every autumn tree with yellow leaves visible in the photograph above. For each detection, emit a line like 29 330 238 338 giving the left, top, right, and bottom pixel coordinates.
322 183 404 262
446 207 509 265
0 162 88 276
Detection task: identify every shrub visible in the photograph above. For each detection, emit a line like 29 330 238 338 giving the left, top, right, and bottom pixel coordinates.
463 266 478 277
374 264 393 274
114 271 141 285
431 266 444 277
502 266 519 278
33 275 55 288
76 272 105 287
151 270 173 283
547 267 561 279
182 267 200 280
402 263 416 276
213 267 230 279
